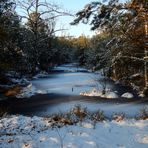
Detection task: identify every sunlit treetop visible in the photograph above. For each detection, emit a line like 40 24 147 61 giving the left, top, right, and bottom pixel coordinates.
71 0 148 31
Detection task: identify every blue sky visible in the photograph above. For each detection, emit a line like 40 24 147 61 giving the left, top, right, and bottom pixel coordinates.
17 0 126 37
54 0 97 37
54 0 126 37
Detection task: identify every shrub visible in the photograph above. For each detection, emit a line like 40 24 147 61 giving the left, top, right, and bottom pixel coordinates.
112 113 125 122
90 110 105 122
71 105 87 121
49 113 73 127
0 106 9 117
4 86 21 97
138 107 148 120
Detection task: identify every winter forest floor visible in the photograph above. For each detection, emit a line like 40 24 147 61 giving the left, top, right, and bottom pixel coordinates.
0 64 148 148
1 0 148 147
0 107 148 148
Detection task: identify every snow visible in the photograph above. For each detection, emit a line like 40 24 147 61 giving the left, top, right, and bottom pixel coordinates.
139 92 145 98
121 92 134 98
80 88 119 98
0 78 30 89
31 72 99 96
1 64 147 147
129 73 142 79
33 71 49 79
104 91 119 98
31 99 148 118
16 83 49 98
15 64 137 98
11 78 30 86
80 89 136 99
0 115 148 148
53 63 88 72
5 71 20 78
17 71 99 98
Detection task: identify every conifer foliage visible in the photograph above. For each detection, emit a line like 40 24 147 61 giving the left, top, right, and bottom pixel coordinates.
71 0 148 92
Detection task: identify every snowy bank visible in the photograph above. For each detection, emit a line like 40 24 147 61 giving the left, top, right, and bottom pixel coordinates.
10 78 30 86
33 71 49 79
16 83 49 98
121 92 134 98
80 88 137 99
53 64 88 72
80 88 119 99
0 115 148 148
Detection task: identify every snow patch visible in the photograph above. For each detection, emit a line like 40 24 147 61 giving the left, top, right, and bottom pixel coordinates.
53 64 88 72
33 71 49 79
0 115 148 148
80 88 119 99
121 92 134 98
16 83 48 98
140 136 148 144
130 73 142 79
139 92 145 98
11 78 30 86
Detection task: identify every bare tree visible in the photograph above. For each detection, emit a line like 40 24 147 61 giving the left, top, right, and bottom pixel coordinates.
16 0 73 73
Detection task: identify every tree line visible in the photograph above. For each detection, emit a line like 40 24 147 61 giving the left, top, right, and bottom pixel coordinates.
0 0 76 78
71 0 148 95
0 0 147 95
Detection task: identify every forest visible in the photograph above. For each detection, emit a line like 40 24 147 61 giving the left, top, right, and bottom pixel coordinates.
0 0 148 148
0 0 148 97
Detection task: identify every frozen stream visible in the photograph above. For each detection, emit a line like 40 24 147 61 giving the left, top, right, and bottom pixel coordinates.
2 63 148 118
32 64 110 96
32 63 134 96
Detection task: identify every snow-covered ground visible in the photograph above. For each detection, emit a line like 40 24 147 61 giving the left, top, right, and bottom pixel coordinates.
16 71 97 98
80 88 134 99
53 63 88 72
26 72 102 97
80 88 119 98
15 64 138 98
15 65 101 98
1 64 147 147
0 115 148 148
10 78 30 86
16 83 49 98
32 99 148 118
33 71 49 79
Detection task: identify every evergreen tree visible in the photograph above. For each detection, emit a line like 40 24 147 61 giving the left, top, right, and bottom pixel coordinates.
71 0 148 92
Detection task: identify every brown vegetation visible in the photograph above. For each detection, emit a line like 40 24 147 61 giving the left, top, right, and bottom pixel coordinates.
4 86 21 97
